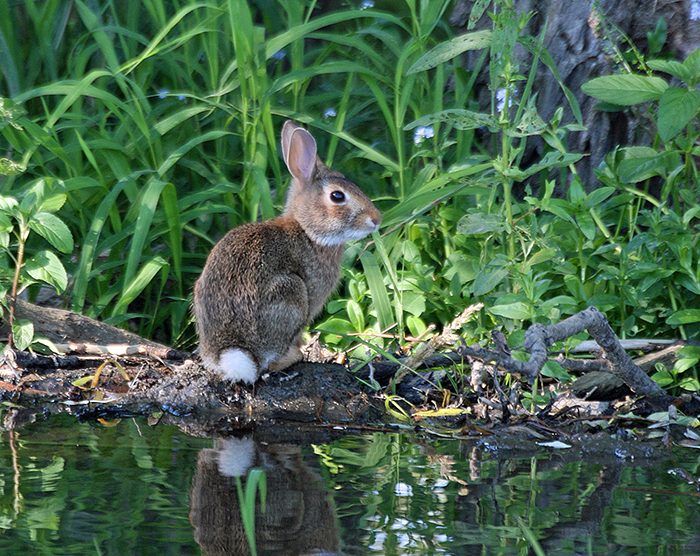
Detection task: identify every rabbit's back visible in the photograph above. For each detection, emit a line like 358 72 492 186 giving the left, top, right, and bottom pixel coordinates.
193 217 343 377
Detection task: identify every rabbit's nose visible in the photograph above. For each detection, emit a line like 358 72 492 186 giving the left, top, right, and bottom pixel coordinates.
368 211 382 230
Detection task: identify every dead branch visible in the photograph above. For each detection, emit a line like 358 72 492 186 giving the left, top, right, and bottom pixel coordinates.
497 307 671 404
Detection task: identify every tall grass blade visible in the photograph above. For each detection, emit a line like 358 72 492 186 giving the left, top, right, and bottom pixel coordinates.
360 249 394 333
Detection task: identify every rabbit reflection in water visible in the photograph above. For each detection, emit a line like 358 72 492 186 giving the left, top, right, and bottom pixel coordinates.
194 121 382 384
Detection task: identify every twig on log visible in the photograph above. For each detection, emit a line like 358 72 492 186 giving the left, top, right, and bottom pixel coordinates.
55 343 190 361
384 303 483 393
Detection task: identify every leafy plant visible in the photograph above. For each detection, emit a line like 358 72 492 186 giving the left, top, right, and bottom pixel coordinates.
0 178 73 350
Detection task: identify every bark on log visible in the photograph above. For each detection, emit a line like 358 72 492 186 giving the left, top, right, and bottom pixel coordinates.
450 0 700 190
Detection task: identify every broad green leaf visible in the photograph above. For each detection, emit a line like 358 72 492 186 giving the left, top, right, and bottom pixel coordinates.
576 211 596 240
647 60 692 83
617 148 680 182
457 213 505 235
585 186 616 208
657 87 700 142
346 299 365 332
488 301 533 320
683 48 700 86
0 212 12 233
12 319 34 351
524 247 557 269
472 266 508 296
0 195 19 214
677 377 700 392
26 250 68 292
22 178 67 214
29 212 73 253
651 369 675 388
581 74 668 105
667 309 700 325
407 30 492 74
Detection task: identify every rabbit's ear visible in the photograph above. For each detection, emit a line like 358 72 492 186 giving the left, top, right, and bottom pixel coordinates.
282 122 317 184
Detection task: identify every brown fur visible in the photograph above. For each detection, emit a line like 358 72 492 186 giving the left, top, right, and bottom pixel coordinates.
193 121 381 382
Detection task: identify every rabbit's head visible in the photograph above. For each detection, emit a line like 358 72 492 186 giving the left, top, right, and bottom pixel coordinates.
281 120 382 246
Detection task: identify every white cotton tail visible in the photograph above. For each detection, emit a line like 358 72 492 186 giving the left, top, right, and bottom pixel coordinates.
216 348 259 384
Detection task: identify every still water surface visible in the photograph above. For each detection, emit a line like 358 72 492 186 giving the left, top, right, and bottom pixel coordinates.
0 411 698 555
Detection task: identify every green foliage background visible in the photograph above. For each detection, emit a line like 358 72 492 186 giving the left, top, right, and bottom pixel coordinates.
1 0 699 391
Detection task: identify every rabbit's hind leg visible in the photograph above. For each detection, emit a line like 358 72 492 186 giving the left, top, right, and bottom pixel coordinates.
259 274 309 371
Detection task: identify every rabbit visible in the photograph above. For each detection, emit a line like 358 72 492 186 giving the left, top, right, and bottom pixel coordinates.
193 120 382 384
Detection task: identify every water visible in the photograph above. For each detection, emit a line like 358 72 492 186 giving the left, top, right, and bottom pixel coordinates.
0 409 698 555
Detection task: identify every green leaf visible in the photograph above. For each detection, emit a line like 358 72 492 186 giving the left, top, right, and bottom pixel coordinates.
29 212 73 253
585 186 616 208
617 148 680 182
667 309 700 325
488 301 533 320
346 299 365 332
457 213 505 235
0 212 12 233
360 251 394 333
12 319 34 351
647 60 692 83
473 266 508 296
657 87 700 143
0 195 19 215
524 247 557 269
515 152 584 180
111 257 169 316
683 48 700 86
25 250 68 292
407 30 492 74
581 74 668 105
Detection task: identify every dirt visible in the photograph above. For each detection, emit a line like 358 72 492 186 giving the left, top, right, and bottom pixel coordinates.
2 300 699 457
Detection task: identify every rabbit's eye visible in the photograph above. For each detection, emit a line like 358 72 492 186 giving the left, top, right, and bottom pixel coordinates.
330 190 346 203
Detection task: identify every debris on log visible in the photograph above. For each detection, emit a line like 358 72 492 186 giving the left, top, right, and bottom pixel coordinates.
1 300 694 429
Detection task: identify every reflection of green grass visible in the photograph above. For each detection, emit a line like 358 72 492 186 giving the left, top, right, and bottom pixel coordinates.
318 431 700 555
0 413 211 552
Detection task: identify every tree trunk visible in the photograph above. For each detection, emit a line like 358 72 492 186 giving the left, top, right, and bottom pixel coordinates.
450 0 700 190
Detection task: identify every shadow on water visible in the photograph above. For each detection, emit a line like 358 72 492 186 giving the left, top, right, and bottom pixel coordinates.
0 408 698 555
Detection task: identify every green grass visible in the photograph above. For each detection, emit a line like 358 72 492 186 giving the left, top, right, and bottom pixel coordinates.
1 0 699 393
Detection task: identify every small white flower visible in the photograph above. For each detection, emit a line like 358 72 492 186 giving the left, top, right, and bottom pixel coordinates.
692 0 700 20
324 107 337 118
413 125 434 144
360 0 374 9
495 88 508 112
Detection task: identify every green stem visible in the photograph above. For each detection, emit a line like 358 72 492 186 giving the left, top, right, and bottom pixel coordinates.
8 224 28 350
